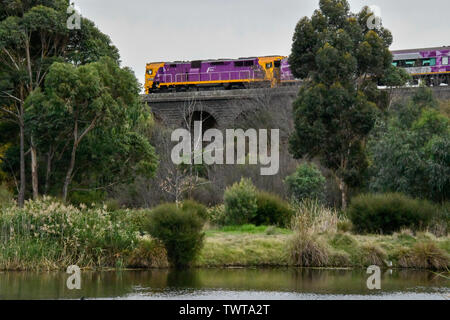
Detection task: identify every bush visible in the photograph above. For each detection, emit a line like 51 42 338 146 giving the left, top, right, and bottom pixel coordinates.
253 191 294 227
181 200 208 220
284 163 326 201
145 202 206 268
207 204 226 226
223 178 258 226
347 193 437 234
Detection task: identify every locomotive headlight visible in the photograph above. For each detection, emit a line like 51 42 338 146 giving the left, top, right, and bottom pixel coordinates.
147 69 153 75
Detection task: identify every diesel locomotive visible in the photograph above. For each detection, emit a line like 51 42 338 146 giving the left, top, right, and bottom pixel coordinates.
144 56 295 94
145 46 450 94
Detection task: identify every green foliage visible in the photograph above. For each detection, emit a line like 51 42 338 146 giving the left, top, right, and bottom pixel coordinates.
0 197 139 269
284 163 326 201
24 57 158 199
223 178 258 226
68 190 106 207
145 202 206 268
0 183 13 208
347 193 438 234
253 191 294 227
0 0 129 205
369 89 449 202
288 1 399 208
181 200 208 221
207 204 226 227
380 65 411 87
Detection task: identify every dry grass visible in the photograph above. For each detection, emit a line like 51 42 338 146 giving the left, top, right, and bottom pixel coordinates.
289 232 330 267
290 199 343 234
396 242 450 270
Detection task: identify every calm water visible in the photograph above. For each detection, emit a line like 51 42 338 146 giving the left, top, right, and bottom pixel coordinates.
0 268 448 300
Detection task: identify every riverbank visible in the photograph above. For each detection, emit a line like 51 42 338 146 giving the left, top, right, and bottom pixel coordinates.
197 226 450 270
0 199 449 272
121 225 450 271
1 226 449 271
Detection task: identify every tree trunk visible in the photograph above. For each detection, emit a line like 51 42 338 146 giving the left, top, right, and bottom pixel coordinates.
62 133 78 203
44 149 53 195
338 178 348 210
30 137 38 200
18 117 26 207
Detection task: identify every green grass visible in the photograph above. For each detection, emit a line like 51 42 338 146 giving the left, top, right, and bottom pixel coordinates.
205 224 292 236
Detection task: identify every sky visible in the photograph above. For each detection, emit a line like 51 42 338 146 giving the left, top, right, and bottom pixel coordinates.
74 0 450 89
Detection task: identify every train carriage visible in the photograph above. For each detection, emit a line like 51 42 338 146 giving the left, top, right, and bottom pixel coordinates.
391 46 450 85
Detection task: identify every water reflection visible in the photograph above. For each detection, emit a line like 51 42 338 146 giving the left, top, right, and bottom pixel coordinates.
0 268 448 300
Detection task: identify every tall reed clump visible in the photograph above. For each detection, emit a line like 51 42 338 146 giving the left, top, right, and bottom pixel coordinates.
0 197 139 270
289 199 345 267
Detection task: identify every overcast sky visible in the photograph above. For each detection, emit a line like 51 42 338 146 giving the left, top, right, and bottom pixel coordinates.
74 0 450 88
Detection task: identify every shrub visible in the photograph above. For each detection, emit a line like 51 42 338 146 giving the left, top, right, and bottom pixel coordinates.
253 191 294 227
284 163 326 201
207 204 226 226
347 193 437 234
145 202 205 268
181 200 208 221
223 178 258 226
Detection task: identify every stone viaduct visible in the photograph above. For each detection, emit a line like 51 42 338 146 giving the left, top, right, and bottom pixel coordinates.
143 85 450 129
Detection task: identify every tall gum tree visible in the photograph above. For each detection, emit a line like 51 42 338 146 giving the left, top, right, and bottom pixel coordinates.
0 0 119 206
288 0 405 209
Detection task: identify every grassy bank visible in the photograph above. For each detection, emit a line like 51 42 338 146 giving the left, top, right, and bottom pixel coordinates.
197 226 450 270
0 199 449 271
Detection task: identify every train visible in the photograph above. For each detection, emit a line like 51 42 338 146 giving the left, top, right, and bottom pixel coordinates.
145 46 450 94
144 56 295 94
392 46 450 86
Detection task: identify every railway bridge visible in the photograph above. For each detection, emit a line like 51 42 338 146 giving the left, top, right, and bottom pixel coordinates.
143 85 450 129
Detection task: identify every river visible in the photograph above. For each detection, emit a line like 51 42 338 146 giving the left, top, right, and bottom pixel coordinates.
0 268 448 300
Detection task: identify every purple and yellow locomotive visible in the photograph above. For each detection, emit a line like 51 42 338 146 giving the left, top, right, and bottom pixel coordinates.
145 56 295 94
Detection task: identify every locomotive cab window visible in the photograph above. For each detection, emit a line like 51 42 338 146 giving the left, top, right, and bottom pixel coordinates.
147 69 153 75
274 60 281 68
266 62 273 69
443 56 449 65
191 61 202 68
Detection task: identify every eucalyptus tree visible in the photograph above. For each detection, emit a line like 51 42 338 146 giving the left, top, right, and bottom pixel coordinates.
288 0 405 208
26 57 158 202
0 0 118 205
